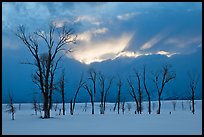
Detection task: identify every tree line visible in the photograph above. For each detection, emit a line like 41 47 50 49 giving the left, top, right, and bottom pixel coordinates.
6 23 200 120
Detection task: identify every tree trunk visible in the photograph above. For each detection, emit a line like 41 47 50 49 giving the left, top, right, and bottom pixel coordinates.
192 90 195 114
117 101 120 114
134 97 139 114
157 95 161 114
148 96 151 114
139 93 142 114
43 92 50 118
103 101 106 113
12 112 14 120
49 93 52 110
70 99 73 115
62 91 65 115
91 101 94 115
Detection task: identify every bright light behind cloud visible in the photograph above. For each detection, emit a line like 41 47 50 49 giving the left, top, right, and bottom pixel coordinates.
68 33 133 64
156 50 178 57
77 28 108 42
140 32 165 50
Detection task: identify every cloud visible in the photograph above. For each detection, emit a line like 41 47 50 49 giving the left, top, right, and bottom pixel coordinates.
115 50 178 59
77 27 108 42
164 36 201 49
2 2 202 62
68 33 133 64
52 19 74 28
156 50 178 57
74 15 101 26
117 12 140 21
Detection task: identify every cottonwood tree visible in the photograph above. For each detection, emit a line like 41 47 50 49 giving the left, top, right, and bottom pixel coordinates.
16 23 77 118
127 78 139 114
59 69 65 115
116 78 122 114
83 83 95 114
143 65 151 114
153 64 176 114
6 92 16 120
70 73 85 115
98 72 113 114
121 99 125 114
134 69 143 114
188 71 200 114
88 69 97 97
32 95 38 115
82 69 97 114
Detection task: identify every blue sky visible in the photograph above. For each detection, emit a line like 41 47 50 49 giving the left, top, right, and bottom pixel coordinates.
2 2 202 103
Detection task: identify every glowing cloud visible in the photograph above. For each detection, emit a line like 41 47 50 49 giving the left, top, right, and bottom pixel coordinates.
77 27 108 42
68 33 133 64
156 50 178 57
116 51 142 58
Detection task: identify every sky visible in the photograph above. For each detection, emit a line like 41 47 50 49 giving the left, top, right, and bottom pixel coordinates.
2 2 202 103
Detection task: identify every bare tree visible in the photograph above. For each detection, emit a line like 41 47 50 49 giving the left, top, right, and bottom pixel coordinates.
153 64 176 114
188 71 200 114
88 69 97 97
116 78 122 114
83 83 94 114
6 91 16 120
134 69 142 114
32 95 38 115
16 23 77 118
70 73 85 115
98 72 113 114
59 69 66 115
143 65 151 114
121 100 125 114
127 78 139 114
82 69 97 115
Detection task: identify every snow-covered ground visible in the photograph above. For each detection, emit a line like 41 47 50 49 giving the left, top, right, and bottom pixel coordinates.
2 100 202 135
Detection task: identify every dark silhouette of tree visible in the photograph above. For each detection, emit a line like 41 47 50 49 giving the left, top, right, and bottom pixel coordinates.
59 69 65 115
121 99 125 114
134 69 142 114
188 71 200 114
153 64 176 114
98 72 113 114
82 69 97 115
127 78 139 114
6 91 16 120
16 23 77 118
32 95 38 115
116 78 122 114
70 73 85 115
83 83 95 114
88 69 97 97
143 65 151 114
